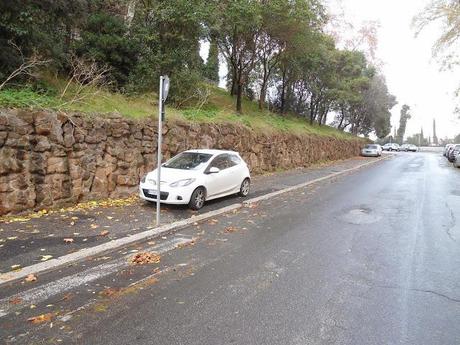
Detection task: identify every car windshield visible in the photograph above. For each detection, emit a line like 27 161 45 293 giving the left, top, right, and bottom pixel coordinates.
365 145 378 149
163 152 213 170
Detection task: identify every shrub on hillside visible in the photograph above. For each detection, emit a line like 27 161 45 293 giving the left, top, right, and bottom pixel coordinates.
75 12 138 90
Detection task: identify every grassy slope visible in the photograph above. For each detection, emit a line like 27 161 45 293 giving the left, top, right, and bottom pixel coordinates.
0 83 358 140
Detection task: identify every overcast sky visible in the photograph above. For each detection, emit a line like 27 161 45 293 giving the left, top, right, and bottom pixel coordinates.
328 0 460 140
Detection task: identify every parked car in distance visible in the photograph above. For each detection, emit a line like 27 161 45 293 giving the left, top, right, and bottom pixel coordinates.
454 152 460 168
407 144 418 152
400 144 410 151
139 149 251 210
361 144 382 157
444 144 454 157
447 144 460 163
382 143 400 151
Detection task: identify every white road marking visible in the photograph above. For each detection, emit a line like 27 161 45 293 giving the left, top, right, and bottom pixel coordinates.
0 237 192 318
0 204 241 285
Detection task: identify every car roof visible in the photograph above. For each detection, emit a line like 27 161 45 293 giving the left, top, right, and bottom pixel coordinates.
184 149 239 156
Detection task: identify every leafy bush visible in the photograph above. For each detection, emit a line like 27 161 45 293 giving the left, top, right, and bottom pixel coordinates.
75 12 138 89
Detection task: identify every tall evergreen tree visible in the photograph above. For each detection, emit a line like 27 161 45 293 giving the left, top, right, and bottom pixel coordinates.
204 40 220 83
396 105 411 144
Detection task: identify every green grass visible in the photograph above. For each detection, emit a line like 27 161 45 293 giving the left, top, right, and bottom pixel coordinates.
0 87 61 108
0 83 358 140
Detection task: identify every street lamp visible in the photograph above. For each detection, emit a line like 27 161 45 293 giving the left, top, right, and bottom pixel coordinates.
156 76 169 226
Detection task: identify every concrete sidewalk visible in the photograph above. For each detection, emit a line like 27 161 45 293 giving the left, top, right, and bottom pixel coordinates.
0 156 385 274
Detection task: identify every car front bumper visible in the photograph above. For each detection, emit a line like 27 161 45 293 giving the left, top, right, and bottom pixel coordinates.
139 182 196 205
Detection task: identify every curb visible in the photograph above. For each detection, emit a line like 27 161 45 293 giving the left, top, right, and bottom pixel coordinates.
0 155 389 286
243 155 391 205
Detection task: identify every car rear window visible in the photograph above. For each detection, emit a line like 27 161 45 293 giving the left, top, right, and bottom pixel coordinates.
365 145 378 149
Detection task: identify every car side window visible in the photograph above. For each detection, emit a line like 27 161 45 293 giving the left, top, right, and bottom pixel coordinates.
228 154 241 167
206 154 239 172
208 154 228 171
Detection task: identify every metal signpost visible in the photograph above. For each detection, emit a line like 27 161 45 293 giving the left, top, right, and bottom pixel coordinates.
156 76 170 226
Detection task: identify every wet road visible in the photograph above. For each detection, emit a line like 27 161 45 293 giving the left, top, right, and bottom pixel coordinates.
0 156 376 273
2 151 460 344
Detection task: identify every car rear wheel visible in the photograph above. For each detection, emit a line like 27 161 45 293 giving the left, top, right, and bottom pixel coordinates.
189 187 206 210
239 178 250 197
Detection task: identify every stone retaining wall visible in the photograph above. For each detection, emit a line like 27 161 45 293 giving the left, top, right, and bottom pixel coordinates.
0 109 365 215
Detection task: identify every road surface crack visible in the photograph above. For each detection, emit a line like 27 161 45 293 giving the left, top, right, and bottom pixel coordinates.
409 288 460 303
374 284 460 303
444 202 457 242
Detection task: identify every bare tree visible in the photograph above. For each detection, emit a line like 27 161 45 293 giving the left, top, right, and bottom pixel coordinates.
59 54 111 107
414 0 460 55
0 42 50 91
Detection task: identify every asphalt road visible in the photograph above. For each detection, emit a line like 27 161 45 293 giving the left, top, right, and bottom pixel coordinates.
0 156 376 273
2 151 460 345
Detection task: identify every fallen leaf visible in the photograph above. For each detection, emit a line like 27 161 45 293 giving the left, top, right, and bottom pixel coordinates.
224 226 238 233
40 255 53 261
71 216 79 220
11 264 21 271
106 216 113 220
63 238 74 244
99 230 109 236
176 240 196 249
208 219 219 225
25 274 37 282
90 224 99 229
130 252 161 265
100 287 119 297
7 236 18 240
9 297 22 305
61 293 73 301
28 313 53 324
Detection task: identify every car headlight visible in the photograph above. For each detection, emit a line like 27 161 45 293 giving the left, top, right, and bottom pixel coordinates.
141 176 156 185
169 178 195 188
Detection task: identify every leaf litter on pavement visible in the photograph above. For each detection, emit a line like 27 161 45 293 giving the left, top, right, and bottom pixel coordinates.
0 196 138 224
25 274 37 282
130 252 161 265
27 313 54 324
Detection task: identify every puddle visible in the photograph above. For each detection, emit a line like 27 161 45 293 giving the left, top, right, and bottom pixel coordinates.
341 207 382 225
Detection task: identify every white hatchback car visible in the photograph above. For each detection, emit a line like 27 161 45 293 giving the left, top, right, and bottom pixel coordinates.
139 149 251 210
361 144 382 157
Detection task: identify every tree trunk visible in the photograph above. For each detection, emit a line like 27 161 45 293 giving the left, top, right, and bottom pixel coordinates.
258 62 268 110
309 97 317 125
280 69 286 114
230 70 237 96
236 81 243 113
258 81 267 110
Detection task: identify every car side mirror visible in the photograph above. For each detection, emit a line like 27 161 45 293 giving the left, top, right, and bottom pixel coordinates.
208 167 220 174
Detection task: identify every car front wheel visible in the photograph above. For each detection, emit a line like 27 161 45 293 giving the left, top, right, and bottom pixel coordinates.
239 178 250 197
189 187 206 210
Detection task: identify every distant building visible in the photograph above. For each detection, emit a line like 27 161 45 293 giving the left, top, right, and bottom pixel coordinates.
432 119 438 145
